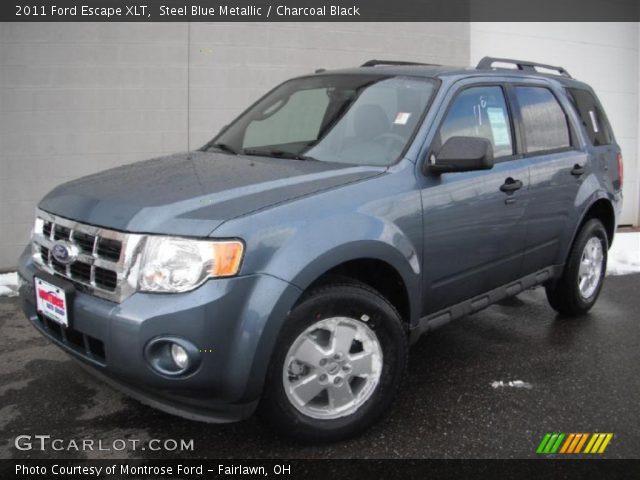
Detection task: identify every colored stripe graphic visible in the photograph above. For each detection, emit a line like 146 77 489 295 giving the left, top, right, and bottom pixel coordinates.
544 434 559 453
597 434 613 453
584 434 599 453
537 433 613 454
559 433 575 453
567 433 583 453
536 433 552 454
550 433 565 453
574 433 589 454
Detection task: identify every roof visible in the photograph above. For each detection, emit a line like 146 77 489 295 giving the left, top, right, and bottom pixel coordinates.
314 57 590 89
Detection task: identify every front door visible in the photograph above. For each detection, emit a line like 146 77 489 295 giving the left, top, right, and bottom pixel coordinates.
419 84 530 315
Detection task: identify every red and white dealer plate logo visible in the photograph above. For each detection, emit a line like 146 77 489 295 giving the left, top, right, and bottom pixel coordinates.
35 277 68 327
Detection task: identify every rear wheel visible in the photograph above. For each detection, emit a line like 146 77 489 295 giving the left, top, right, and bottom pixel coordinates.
259 281 408 442
545 219 608 316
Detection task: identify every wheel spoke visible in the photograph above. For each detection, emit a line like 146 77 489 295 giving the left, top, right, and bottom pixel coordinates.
578 259 590 278
578 237 605 299
328 381 355 409
331 323 357 355
594 249 603 265
291 374 325 405
295 336 327 367
579 276 587 292
349 351 374 377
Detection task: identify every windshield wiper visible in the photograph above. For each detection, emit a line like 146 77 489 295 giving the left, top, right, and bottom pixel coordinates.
242 148 317 161
207 143 239 155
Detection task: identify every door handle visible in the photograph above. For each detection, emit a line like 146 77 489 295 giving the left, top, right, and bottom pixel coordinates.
500 177 523 193
571 164 586 176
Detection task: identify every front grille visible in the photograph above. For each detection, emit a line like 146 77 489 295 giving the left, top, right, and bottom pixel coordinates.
95 267 117 291
52 258 66 274
40 245 49 263
96 237 122 262
70 261 91 283
32 210 144 303
43 221 52 238
73 231 96 254
54 225 71 241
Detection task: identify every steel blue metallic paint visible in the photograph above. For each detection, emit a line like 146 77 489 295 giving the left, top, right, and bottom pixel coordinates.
18 65 623 422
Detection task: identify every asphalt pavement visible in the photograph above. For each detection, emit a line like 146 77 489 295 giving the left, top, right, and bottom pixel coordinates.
1 274 639 459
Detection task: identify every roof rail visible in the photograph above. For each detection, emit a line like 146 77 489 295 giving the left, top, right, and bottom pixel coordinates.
361 59 439 68
476 56 572 79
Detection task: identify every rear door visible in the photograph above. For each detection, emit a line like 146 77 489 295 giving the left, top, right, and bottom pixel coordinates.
419 82 530 314
510 83 587 275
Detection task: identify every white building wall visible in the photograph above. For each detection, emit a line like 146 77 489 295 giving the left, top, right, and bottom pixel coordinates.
471 22 640 227
2 22 637 270
0 22 470 270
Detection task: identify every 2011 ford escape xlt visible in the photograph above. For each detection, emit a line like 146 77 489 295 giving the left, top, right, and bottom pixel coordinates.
18 57 623 442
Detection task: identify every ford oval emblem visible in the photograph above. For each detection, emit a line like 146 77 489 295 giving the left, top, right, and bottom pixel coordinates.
51 242 77 265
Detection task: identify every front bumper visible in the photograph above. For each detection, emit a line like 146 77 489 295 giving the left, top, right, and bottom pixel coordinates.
17 248 301 423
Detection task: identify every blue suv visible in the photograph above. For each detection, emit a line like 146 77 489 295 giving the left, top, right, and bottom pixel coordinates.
18 57 623 441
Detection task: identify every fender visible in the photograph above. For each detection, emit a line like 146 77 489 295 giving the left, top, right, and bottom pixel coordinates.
288 239 421 322
250 211 421 322
559 189 616 265
232 213 423 401
236 239 421 402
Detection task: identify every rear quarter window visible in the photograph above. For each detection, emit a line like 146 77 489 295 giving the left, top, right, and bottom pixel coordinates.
566 87 614 146
514 86 571 154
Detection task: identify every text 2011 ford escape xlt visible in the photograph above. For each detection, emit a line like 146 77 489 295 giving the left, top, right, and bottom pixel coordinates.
18 58 623 442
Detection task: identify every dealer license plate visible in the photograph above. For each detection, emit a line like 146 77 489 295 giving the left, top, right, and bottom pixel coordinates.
35 277 69 327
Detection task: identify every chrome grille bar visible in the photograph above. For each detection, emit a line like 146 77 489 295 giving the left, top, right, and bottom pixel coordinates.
31 209 145 303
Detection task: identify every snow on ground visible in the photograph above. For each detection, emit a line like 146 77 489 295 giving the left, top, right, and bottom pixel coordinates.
608 232 640 276
0 272 19 297
491 380 533 390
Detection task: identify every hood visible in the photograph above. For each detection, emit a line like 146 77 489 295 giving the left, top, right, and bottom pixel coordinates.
39 151 383 237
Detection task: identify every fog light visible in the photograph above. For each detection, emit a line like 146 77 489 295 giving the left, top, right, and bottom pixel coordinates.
171 343 189 370
144 336 201 377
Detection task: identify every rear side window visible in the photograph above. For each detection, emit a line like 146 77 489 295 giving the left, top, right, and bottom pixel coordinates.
514 86 571 154
566 88 613 146
438 86 514 159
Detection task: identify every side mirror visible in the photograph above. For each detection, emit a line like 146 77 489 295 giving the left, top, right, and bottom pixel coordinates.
428 136 494 174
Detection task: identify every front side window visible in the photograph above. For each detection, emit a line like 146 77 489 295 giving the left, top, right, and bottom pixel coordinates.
514 86 571 154
437 86 514 159
211 75 437 166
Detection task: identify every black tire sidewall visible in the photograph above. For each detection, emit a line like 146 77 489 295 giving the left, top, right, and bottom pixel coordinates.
260 283 408 442
567 219 609 309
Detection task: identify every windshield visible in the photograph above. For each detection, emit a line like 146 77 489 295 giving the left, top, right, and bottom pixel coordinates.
208 74 437 166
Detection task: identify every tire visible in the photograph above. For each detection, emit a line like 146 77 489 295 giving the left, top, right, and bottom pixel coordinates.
259 281 408 443
545 218 608 316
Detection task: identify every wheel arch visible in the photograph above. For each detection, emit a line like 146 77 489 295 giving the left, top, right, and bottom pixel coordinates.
289 243 421 328
241 243 421 404
575 197 616 249
303 258 413 327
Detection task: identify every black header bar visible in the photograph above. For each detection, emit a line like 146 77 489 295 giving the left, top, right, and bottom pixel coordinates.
2 0 640 22
3 459 640 480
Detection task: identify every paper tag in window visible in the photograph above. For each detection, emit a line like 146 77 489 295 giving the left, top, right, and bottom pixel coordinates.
487 107 510 146
394 112 411 125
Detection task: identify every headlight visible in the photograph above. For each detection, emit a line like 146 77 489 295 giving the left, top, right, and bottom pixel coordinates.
139 237 244 293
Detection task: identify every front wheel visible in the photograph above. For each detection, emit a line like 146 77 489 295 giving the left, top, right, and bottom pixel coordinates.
259 281 408 442
546 219 608 316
